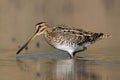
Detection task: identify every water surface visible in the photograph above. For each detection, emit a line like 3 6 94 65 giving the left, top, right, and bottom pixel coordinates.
0 50 120 80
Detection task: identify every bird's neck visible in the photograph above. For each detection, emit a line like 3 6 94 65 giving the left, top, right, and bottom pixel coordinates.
46 26 52 33
44 26 52 37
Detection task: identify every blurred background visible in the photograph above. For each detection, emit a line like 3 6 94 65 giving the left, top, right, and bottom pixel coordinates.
0 0 120 80
0 0 119 52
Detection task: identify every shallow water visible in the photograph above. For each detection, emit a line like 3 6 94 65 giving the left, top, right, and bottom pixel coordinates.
0 50 120 80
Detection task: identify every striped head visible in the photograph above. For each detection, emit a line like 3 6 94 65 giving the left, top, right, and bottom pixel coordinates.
35 22 49 35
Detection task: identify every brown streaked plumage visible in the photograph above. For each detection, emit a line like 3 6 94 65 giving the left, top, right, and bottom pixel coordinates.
16 22 110 58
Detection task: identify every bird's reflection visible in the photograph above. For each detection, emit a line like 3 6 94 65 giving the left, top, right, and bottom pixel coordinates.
16 55 103 80
55 59 100 80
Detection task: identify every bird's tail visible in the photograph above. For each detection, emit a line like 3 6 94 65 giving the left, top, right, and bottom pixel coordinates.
92 33 111 42
99 33 111 39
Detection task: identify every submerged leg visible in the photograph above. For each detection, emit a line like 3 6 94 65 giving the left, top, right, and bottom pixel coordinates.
73 47 87 57
66 52 74 59
68 53 74 59
70 55 73 59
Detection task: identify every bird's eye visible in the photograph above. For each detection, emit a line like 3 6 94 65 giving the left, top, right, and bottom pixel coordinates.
35 25 41 33
36 24 42 29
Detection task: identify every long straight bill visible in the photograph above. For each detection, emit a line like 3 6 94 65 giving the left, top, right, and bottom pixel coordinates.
16 32 38 54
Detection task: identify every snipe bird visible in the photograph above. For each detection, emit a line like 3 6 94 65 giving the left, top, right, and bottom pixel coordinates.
16 22 110 58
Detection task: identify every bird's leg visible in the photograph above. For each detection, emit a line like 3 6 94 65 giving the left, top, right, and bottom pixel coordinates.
73 47 87 57
68 53 74 59
70 55 73 59
66 52 74 59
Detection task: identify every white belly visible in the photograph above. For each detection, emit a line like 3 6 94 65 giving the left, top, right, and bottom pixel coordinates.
55 43 78 55
55 42 91 56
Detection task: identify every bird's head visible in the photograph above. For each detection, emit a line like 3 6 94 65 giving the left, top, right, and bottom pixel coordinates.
16 22 49 54
35 22 48 35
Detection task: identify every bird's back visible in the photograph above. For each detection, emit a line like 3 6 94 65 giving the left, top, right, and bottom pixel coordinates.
44 25 107 49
